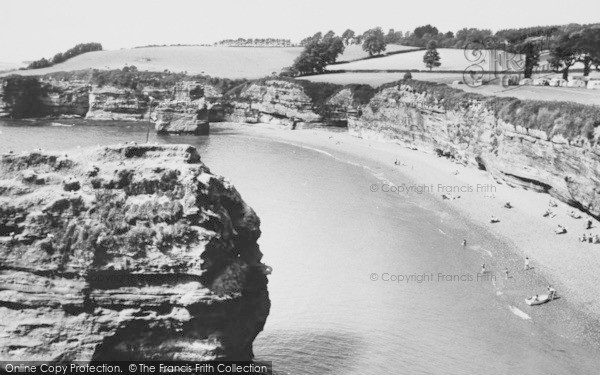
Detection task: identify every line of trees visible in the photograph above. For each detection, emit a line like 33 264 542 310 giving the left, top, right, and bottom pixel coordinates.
27 43 103 69
289 22 599 77
549 28 600 79
216 38 293 47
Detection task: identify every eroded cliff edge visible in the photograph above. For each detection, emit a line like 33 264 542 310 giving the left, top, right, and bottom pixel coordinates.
349 81 600 219
0 144 270 361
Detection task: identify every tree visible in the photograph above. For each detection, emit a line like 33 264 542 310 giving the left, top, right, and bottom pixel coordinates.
549 33 580 80
342 29 355 45
506 40 540 79
423 41 441 71
362 27 387 56
413 24 439 39
385 29 396 43
292 32 345 75
521 42 541 79
575 28 600 76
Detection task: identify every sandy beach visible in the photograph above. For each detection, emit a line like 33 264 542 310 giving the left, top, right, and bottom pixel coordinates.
220 122 600 347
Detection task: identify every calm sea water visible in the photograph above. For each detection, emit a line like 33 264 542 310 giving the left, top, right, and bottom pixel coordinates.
2 120 600 374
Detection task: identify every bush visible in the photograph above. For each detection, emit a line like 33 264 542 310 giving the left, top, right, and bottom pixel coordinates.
86 68 246 92
403 72 413 80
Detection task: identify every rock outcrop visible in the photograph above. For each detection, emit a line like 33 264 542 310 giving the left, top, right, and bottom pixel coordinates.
154 82 213 135
39 79 91 117
86 86 169 121
223 79 323 128
349 83 600 218
1 75 355 130
0 144 270 361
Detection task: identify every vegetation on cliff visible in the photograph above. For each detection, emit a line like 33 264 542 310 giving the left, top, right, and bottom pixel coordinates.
40 67 247 92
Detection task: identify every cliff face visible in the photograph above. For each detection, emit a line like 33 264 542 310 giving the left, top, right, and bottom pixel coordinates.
40 80 90 117
0 78 90 118
86 86 170 121
224 79 324 128
349 83 600 218
0 144 270 361
0 76 352 129
154 82 214 135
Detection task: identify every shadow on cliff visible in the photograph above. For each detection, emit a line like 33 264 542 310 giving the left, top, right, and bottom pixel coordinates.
253 330 363 375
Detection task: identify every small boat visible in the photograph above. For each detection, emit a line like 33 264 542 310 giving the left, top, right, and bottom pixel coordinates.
525 294 550 306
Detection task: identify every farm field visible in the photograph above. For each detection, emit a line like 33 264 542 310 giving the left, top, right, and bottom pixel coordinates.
327 48 481 71
1 46 304 79
302 72 463 85
327 48 587 72
1 44 416 79
335 44 418 62
302 71 600 106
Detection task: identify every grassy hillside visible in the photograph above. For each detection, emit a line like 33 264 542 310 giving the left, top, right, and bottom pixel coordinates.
1 46 304 79
3 44 422 79
335 44 417 62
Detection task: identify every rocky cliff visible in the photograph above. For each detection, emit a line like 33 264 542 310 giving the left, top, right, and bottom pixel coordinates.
86 85 171 121
221 79 354 128
349 82 600 218
40 79 91 117
0 144 270 360
224 79 320 128
0 75 356 129
154 82 215 135
0 77 89 118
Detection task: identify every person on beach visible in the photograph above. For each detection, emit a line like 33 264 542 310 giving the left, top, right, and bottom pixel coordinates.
504 268 509 280
548 285 557 300
587 219 593 230
481 264 486 274
524 257 531 270
462 239 467 246
580 233 587 242
490 216 499 223
504 202 512 209
533 294 539 302
549 199 557 207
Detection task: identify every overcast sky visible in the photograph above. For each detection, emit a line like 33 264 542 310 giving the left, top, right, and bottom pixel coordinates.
1 0 598 63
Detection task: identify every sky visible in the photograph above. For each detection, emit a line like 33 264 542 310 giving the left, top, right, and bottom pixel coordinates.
1 0 598 63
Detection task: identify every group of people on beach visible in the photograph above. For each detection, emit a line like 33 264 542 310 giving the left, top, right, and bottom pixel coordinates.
532 285 557 303
579 233 600 244
465 244 559 305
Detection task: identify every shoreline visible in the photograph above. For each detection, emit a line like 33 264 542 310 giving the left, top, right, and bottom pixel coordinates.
215 122 600 348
